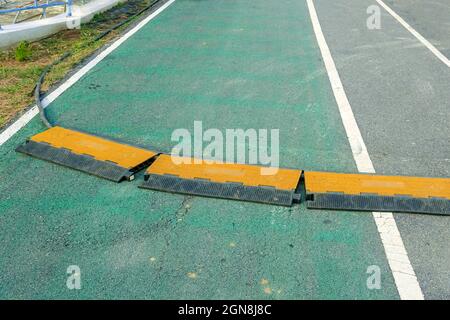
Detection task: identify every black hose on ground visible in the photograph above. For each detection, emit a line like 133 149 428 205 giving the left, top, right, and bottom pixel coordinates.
35 52 71 128
35 0 161 128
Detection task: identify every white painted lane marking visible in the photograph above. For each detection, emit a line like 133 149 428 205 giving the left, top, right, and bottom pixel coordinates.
0 0 176 147
306 0 424 300
376 0 450 68
0 107 39 146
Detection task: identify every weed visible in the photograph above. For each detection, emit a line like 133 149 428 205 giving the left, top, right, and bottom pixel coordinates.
14 41 32 62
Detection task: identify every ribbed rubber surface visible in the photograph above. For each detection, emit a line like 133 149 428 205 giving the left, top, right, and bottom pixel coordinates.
140 174 297 206
29 126 157 169
16 140 134 182
145 154 302 191
304 171 450 199
307 193 450 216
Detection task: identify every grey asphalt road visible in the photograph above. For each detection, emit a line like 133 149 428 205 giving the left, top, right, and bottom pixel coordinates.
315 0 450 299
384 0 450 59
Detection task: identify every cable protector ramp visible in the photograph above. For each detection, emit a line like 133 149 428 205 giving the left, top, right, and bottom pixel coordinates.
16 126 157 182
305 171 450 215
140 155 302 206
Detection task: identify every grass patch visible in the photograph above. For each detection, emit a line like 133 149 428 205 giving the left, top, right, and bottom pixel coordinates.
0 0 155 129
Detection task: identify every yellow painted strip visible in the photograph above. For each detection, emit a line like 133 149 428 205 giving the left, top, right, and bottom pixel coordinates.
305 171 450 199
147 155 301 191
31 126 156 169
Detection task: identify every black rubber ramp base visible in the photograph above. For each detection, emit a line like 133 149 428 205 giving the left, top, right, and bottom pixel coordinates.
16 140 139 182
307 193 450 216
140 174 300 206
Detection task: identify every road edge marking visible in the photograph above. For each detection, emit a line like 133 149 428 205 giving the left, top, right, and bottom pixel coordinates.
376 0 450 68
306 0 424 300
0 0 176 147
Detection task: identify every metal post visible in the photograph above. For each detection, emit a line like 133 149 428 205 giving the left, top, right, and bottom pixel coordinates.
66 0 72 17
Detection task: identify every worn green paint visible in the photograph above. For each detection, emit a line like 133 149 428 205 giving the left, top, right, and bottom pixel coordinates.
0 0 398 299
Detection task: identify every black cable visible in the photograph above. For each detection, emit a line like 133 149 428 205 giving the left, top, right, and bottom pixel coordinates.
35 0 161 128
94 2 156 41
35 52 71 128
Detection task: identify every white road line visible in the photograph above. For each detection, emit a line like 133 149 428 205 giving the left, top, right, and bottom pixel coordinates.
0 107 39 146
376 0 450 68
306 0 424 300
0 0 176 147
0 0 425 300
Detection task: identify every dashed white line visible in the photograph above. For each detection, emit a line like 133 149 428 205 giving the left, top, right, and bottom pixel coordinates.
0 0 176 147
376 0 450 68
306 0 424 300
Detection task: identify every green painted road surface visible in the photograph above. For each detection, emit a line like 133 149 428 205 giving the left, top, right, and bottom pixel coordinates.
0 0 399 299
